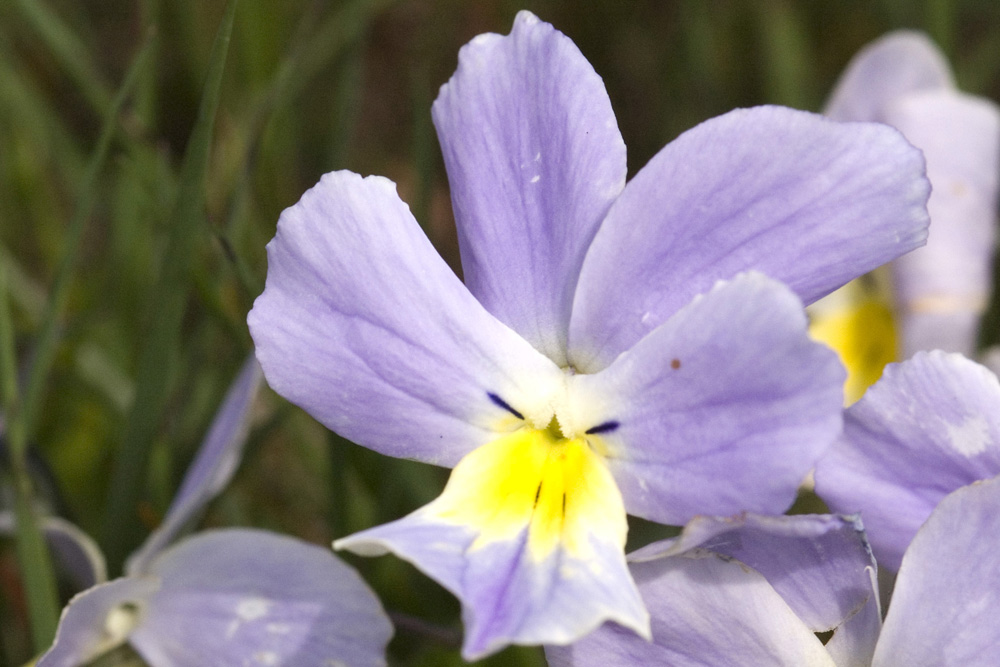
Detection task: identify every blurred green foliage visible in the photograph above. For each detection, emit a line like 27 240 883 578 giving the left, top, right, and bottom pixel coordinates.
1 0 999 665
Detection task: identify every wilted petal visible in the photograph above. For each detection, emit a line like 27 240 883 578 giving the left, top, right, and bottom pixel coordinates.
873 476 1000 666
130 529 392 667
629 513 878 643
825 31 954 122
38 578 159 667
568 106 929 370
337 428 647 660
816 351 1000 569
885 91 1000 357
433 11 626 364
825 566 882 667
127 356 262 575
567 273 843 524
249 171 564 467
546 550 836 667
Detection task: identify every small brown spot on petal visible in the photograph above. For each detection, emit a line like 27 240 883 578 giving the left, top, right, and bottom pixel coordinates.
671 358 681 370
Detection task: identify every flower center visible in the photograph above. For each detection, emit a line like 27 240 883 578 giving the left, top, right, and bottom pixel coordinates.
544 414 567 440
431 417 626 561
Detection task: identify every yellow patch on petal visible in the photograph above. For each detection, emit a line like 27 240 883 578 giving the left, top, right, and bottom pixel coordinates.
810 286 897 405
430 424 626 561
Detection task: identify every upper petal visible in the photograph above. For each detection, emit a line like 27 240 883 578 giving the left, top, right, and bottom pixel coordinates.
824 31 954 122
567 105 929 371
873 476 1000 667
815 351 1000 570
131 529 393 667
546 550 836 667
248 171 564 467
566 272 844 524
127 356 262 575
885 90 1000 357
433 11 626 365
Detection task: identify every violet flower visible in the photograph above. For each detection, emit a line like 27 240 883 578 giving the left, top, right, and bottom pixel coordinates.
248 11 930 658
38 358 393 667
811 31 1000 395
816 350 1000 570
548 479 1000 666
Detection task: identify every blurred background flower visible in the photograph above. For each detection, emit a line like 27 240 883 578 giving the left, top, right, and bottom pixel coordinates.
810 29 1000 404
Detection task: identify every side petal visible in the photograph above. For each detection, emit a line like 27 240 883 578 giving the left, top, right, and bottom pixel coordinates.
336 428 648 660
37 578 160 667
884 90 1000 357
815 351 1000 570
567 273 844 524
567 105 929 371
248 171 564 467
433 11 626 364
130 529 392 667
628 513 879 643
546 550 836 667
126 356 262 575
873 476 1000 667
43 517 108 591
824 31 954 122
0 512 107 591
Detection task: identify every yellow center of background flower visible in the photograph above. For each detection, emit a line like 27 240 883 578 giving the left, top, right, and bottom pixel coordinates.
810 291 898 404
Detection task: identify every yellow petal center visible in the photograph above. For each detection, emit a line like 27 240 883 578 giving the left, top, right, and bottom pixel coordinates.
430 423 626 561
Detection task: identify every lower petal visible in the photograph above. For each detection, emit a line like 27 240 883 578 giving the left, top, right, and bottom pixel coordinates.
132 529 392 667
336 428 649 659
546 551 836 667
629 513 879 642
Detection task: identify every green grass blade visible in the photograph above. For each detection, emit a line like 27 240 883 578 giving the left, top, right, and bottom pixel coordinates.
12 0 114 116
219 0 393 300
287 0 398 105
0 35 87 199
756 0 815 109
21 33 156 442
100 0 239 573
0 267 61 652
